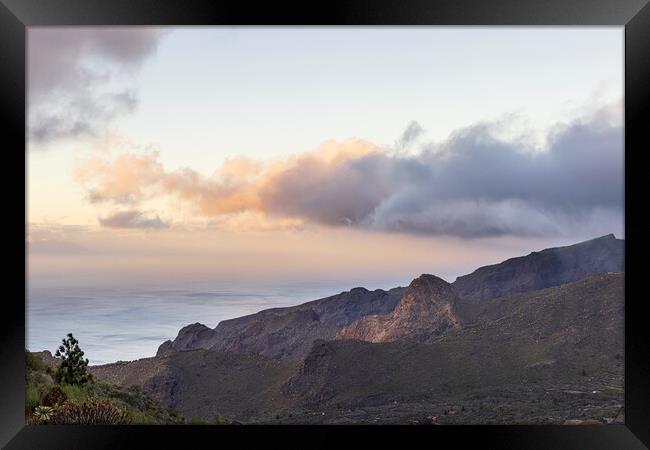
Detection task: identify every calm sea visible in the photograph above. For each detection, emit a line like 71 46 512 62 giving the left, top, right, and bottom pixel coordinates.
27 278 401 365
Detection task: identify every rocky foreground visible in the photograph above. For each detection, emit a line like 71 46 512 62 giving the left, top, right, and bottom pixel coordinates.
88 234 624 424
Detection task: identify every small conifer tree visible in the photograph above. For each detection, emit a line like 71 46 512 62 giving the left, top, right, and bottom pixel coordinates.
54 333 93 385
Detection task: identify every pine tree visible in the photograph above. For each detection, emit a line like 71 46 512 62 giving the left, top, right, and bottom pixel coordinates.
54 333 93 385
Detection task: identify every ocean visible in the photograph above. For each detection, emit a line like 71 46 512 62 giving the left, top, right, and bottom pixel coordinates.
27 278 401 365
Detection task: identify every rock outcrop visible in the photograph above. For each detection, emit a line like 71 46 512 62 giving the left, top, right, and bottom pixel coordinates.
32 350 60 368
452 234 624 301
337 274 462 343
157 323 216 357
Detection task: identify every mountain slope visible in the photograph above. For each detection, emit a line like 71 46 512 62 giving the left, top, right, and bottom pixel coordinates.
337 274 462 343
451 234 624 300
157 286 405 359
96 273 624 424
284 273 624 423
92 350 301 423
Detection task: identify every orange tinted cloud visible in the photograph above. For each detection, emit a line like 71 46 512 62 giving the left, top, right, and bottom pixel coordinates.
75 138 381 223
75 151 164 204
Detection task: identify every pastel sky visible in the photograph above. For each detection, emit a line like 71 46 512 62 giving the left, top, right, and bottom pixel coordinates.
27 27 624 287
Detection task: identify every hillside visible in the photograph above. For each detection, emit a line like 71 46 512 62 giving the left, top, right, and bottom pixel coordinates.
452 234 624 300
25 351 184 425
283 273 624 424
92 349 301 423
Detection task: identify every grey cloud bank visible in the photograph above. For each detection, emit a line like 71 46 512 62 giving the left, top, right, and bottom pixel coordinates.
363 114 623 237
262 111 623 238
99 210 170 229
28 28 164 145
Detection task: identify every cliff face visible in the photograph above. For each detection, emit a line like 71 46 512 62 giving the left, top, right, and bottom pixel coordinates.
156 286 405 359
451 234 624 301
336 274 462 343
157 323 216 357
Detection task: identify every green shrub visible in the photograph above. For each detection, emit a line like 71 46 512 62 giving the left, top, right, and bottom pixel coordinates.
129 410 162 425
30 371 50 386
25 351 47 374
95 381 138 406
187 417 211 425
42 386 68 407
59 383 94 403
25 381 54 415
25 383 41 414
212 412 230 425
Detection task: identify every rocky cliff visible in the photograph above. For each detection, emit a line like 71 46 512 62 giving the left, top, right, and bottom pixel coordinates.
336 274 462 343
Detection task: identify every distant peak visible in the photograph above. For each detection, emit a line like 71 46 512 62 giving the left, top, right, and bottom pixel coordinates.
584 233 617 242
410 274 450 287
570 233 619 247
180 322 210 333
349 287 369 294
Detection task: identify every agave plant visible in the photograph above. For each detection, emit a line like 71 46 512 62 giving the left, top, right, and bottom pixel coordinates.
33 405 54 424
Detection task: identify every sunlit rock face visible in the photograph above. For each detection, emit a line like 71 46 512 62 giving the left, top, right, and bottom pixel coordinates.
337 274 462 343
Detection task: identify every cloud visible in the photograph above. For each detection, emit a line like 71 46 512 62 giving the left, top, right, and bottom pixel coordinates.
98 210 170 229
77 139 382 225
28 27 164 145
75 105 623 238
395 120 424 150
74 151 165 204
365 108 623 237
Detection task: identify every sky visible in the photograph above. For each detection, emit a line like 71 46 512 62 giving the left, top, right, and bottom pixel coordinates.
27 27 624 287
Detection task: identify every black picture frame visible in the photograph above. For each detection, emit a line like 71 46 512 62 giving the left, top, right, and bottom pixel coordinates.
2 0 648 448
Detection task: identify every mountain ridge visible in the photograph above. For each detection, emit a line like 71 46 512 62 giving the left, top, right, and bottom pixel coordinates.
158 234 623 359
157 286 405 359
451 233 624 300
